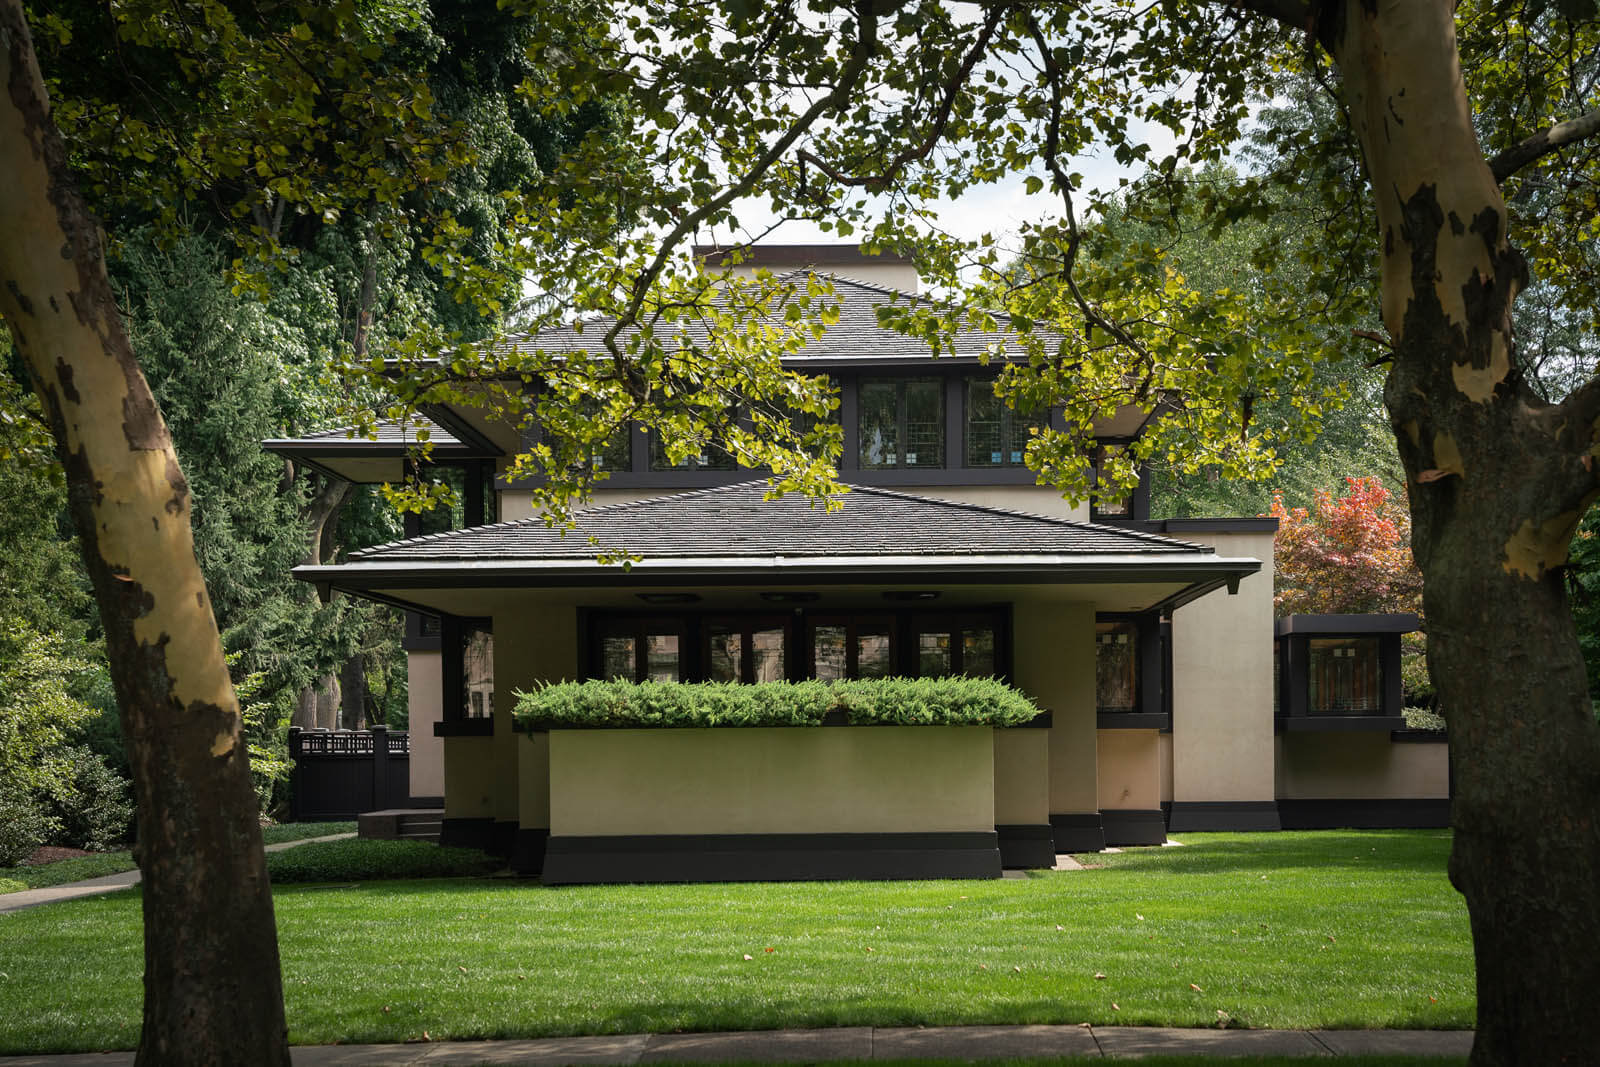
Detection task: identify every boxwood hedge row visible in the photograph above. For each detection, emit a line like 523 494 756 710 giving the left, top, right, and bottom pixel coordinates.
513 676 1042 730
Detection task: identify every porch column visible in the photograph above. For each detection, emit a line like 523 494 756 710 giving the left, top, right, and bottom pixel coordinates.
1013 599 1101 852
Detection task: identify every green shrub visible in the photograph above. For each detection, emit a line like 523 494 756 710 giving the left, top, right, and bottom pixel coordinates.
0 781 56 866
0 877 26 894
513 676 1043 731
265 839 501 883
46 746 135 851
1402 705 1447 732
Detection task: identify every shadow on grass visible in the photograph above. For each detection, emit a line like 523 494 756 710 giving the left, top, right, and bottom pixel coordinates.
1073 831 1453 877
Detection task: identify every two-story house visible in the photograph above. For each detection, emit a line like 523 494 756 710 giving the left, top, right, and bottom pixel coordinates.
269 245 1449 883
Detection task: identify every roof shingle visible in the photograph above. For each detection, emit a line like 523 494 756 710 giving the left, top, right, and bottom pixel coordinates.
349 482 1205 563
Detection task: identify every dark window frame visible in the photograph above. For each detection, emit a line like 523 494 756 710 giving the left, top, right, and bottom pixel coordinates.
1095 611 1167 728
703 614 795 683
963 377 1049 470
857 376 947 471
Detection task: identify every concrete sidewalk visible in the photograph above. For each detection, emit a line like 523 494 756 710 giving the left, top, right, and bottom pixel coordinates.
0 833 357 916
0 1025 1475 1065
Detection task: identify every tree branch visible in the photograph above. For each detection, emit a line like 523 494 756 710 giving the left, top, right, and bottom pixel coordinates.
1222 0 1313 33
794 3 1007 189
601 0 888 360
1489 107 1600 183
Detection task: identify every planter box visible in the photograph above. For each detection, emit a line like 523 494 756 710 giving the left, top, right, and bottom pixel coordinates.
541 726 1001 883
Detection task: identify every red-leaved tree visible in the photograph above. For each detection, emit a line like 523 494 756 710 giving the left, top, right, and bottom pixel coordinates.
1271 477 1424 618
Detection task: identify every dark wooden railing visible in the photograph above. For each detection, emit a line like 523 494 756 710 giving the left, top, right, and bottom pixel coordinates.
288 726 412 821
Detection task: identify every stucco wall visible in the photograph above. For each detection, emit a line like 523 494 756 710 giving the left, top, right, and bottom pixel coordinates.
1012 599 1097 815
406 650 443 800
442 736 496 820
517 732 552 828
489 605 578 828
1096 729 1162 811
993 730 1050 825
548 727 995 836
1169 530 1276 804
1276 734 1450 799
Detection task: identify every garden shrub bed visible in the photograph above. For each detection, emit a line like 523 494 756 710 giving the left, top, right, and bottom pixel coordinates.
265 839 500 884
514 676 1042 731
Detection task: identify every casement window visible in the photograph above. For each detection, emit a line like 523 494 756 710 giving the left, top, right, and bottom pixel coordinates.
807 616 896 680
909 614 1000 678
965 380 1047 468
597 619 687 682
1094 613 1167 725
1308 637 1382 714
438 616 494 725
705 616 791 683
1090 444 1134 519
858 377 944 469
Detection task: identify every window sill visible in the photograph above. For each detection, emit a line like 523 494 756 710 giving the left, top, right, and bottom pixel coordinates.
434 718 494 737
1097 712 1170 730
1277 715 1407 733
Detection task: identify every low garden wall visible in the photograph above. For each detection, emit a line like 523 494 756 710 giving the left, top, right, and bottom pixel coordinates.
514 677 1041 884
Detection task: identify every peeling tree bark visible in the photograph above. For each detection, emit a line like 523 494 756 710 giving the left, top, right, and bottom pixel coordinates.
1325 3 1600 1063
0 6 290 1064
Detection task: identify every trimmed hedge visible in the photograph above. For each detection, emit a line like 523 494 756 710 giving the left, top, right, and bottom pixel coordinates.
513 676 1043 731
265 839 501 883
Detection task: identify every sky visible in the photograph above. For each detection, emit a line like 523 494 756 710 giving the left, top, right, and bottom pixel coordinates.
709 122 1182 260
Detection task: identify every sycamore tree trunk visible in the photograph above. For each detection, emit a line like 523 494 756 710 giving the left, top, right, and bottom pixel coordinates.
1326 2 1600 1062
0 7 290 1064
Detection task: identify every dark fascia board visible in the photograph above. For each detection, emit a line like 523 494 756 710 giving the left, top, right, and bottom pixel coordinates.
261 439 491 460
1104 517 1280 535
417 402 505 456
695 244 915 268
296 556 1258 590
294 556 1260 615
498 465 1042 491
1275 613 1421 637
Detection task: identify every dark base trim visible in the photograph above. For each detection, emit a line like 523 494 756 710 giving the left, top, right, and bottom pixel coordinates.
541 832 1002 885
995 824 1056 869
510 828 551 876
406 794 444 808
1278 798 1451 830
490 820 518 858
1100 809 1167 846
1166 801 1281 832
439 816 495 851
1049 813 1105 853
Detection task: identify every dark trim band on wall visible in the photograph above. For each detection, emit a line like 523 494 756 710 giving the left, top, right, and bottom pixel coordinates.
995 824 1056 869
1166 801 1281 832
1278 798 1451 830
439 816 496 851
510 828 551 877
1100 809 1167 846
1049 812 1105 853
540 832 1002 885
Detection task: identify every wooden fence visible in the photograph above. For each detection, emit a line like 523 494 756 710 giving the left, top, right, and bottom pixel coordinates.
288 726 412 821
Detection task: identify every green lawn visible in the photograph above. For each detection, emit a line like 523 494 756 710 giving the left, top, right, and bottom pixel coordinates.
0 830 1473 1054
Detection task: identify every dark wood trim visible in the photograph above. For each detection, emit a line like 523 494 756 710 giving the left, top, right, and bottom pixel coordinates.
1049 813 1105 853
407 795 444 808
1100 809 1168 846
433 719 494 737
540 832 1003 884
1011 711 1053 729
1166 801 1281 832
996 824 1057 869
1097 712 1169 730
1278 715 1408 733
510 828 551 877
1277 798 1451 830
439 816 496 850
1274 613 1422 636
